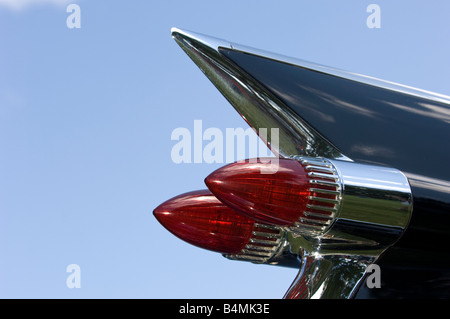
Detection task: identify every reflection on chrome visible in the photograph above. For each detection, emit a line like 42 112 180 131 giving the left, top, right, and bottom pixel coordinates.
405 172 450 194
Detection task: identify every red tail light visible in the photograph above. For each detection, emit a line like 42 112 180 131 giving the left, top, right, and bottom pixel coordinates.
205 157 341 234
154 190 263 254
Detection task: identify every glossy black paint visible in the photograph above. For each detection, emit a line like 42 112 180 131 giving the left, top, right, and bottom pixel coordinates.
219 48 450 298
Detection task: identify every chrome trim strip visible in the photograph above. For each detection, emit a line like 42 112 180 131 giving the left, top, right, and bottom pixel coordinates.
308 196 340 204
307 172 339 181
309 188 341 195
304 211 335 219
310 180 341 187
249 238 277 245
306 204 338 212
305 166 336 174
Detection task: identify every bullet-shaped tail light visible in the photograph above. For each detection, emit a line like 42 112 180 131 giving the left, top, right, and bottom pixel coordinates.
153 190 284 263
205 157 342 236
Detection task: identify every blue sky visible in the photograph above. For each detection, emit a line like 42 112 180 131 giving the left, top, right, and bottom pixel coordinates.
1 1 449 298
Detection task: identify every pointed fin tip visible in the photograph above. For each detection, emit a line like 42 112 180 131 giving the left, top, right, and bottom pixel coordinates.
170 27 232 52
170 27 183 37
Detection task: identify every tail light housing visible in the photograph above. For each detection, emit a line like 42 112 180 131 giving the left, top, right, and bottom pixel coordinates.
205 157 341 236
202 156 413 298
153 155 412 299
153 190 284 263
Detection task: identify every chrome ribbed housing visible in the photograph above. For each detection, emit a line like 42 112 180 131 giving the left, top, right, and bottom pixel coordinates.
291 156 342 236
224 224 284 263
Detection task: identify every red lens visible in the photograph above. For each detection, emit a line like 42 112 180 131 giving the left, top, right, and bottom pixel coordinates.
205 157 340 232
205 158 311 226
153 190 256 254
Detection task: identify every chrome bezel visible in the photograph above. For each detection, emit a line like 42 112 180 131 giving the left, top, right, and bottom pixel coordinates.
290 156 343 236
224 223 285 264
